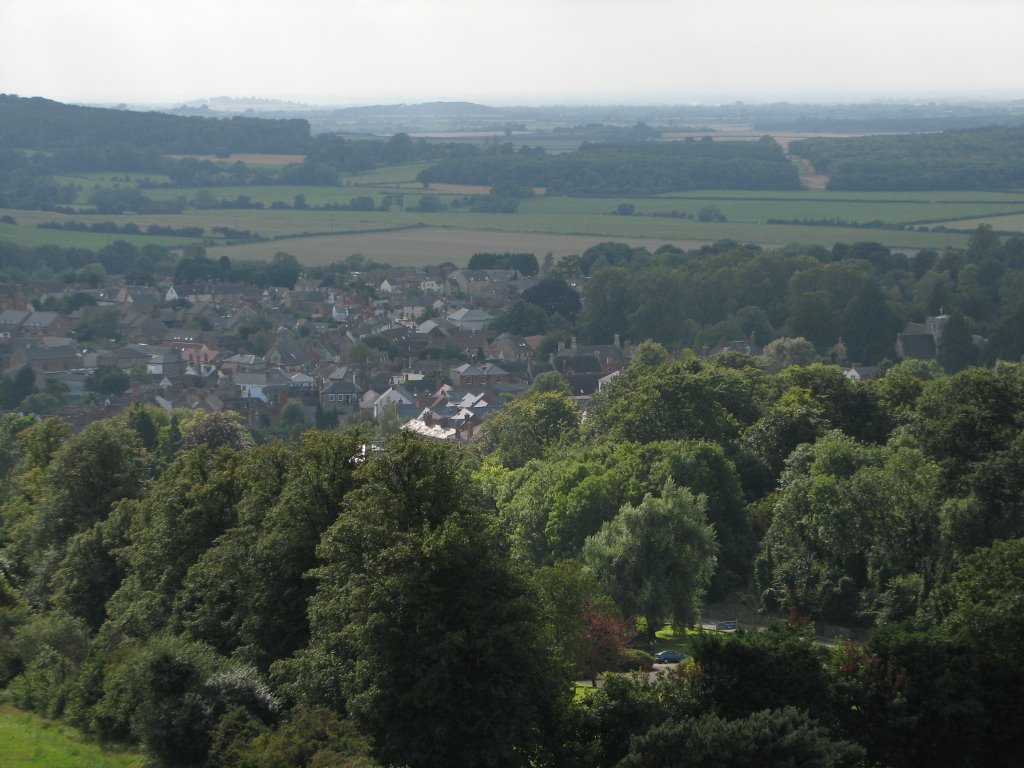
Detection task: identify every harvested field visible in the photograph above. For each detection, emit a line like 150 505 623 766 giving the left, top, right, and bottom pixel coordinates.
207 227 715 267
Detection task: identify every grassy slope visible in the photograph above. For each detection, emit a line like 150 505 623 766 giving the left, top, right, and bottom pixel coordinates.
0 705 143 768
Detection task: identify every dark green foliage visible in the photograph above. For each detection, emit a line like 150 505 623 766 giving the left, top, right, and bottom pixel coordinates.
476 389 578 469
85 366 130 396
576 266 630 343
582 359 749 446
937 312 979 372
175 431 362 667
520 277 581 320
0 574 29 688
833 625 1017 767
697 204 727 222
415 192 443 212
75 307 120 342
617 707 863 768
1 365 37 409
629 340 669 367
489 298 549 336
741 386 825 483
1 420 146 608
307 433 566 768
790 126 1024 190
498 439 749 582
910 367 1024 492
532 560 627 682
99 447 248 649
690 623 834 721
88 635 278 766
180 412 255 452
756 433 941 624
789 290 841 349
51 506 134 632
467 251 539 275
419 138 801 194
126 403 162 453
774 363 889 443
562 671 706 768
219 706 378 768
871 359 943 425
0 413 34 501
583 482 717 632
923 538 1024 663
839 279 904 365
580 242 651 276
3 612 89 718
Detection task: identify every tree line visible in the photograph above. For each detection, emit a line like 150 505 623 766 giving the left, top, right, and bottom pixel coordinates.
789 126 1024 190
481 228 1023 369
417 136 801 195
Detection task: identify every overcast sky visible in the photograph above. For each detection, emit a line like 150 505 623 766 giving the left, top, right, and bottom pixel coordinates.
2 0 1023 106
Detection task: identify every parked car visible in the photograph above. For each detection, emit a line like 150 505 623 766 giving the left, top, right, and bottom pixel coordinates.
654 649 687 663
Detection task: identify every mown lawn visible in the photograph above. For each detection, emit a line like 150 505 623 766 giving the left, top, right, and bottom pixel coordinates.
0 705 143 768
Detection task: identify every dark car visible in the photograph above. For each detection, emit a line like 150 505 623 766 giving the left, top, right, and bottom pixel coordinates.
654 650 687 663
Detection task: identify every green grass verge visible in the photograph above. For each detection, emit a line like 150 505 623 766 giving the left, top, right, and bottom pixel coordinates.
574 684 601 701
0 705 143 768
650 625 699 654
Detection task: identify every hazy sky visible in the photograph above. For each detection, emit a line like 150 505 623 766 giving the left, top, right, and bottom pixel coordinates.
2 0 1023 106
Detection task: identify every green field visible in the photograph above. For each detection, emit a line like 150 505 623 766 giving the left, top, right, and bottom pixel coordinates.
10 163 1023 266
0 705 143 768
933 212 1024 232
345 161 435 184
0 218 205 249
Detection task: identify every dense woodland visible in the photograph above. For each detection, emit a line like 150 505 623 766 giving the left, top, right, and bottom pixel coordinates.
2 351 1024 766
495 229 1024 368
789 127 1024 190
416 138 802 195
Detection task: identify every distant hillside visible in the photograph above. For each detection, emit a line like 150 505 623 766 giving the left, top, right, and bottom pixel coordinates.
0 94 312 154
790 126 1024 191
330 101 498 117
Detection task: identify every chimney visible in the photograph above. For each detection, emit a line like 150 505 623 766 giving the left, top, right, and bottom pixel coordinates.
614 333 621 348
571 336 577 352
